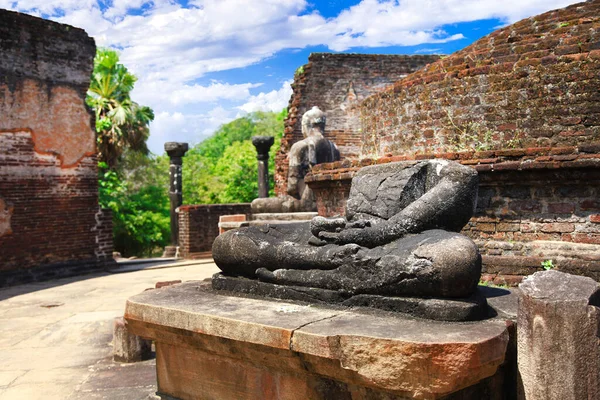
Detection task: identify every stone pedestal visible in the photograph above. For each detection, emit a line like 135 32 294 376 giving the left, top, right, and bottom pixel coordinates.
125 282 515 400
518 270 600 400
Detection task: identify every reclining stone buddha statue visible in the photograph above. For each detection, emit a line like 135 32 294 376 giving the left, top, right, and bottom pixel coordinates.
213 158 481 299
250 106 340 213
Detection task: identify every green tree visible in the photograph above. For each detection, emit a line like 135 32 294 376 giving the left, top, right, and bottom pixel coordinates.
182 109 286 205
87 48 154 169
98 154 171 257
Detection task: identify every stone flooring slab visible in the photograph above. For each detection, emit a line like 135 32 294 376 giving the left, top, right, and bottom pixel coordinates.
0 259 219 400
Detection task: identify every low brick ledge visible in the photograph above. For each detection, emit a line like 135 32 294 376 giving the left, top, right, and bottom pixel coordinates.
305 146 600 183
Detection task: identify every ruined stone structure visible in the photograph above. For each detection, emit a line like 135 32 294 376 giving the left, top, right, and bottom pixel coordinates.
0 10 114 285
275 53 440 196
253 106 340 213
305 1 600 284
164 142 189 257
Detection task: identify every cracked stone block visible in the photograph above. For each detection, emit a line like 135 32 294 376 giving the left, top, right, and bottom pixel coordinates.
113 317 152 363
125 281 511 399
518 270 600 400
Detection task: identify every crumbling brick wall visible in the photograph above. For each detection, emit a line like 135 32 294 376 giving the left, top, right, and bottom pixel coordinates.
178 204 252 258
0 10 113 286
275 53 440 196
360 1 600 157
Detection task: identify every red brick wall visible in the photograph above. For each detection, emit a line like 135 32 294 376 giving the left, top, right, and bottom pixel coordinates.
275 53 440 196
0 10 113 285
178 204 252 258
360 1 600 158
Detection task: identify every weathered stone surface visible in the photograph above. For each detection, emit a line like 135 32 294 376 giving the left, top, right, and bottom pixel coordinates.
113 317 152 363
212 273 490 322
518 270 600 400
125 281 511 400
251 136 275 158
214 159 482 300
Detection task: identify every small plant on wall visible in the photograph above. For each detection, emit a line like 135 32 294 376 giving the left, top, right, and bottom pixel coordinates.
446 110 494 152
445 110 523 152
541 259 555 270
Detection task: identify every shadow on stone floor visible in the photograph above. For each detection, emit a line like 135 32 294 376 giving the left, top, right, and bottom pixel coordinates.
67 356 157 400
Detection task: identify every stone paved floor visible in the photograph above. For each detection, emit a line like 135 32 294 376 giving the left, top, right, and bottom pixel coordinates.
0 259 220 400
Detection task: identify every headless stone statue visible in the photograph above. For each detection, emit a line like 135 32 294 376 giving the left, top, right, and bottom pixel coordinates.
214 159 481 299
251 106 340 213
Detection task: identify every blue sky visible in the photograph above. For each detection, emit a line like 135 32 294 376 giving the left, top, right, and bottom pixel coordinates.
2 0 581 154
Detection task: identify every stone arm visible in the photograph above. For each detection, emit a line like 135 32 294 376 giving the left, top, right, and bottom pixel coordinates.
318 162 478 248
287 142 307 198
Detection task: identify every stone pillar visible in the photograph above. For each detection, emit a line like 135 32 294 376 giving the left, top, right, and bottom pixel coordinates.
518 270 600 400
251 136 274 198
164 142 188 257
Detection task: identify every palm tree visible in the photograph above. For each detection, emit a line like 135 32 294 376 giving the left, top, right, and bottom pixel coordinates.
86 48 154 169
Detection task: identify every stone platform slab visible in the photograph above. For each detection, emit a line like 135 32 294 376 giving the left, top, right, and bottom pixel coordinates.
125 281 513 400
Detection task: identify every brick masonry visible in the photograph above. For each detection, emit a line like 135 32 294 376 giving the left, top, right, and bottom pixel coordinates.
360 1 600 158
275 53 440 196
178 204 252 259
0 10 115 286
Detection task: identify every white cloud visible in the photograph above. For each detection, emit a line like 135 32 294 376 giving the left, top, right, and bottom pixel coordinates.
4 0 583 153
132 80 263 110
238 80 293 114
14 0 581 81
148 107 237 153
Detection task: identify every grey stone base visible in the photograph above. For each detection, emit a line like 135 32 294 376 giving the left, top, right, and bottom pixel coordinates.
212 273 490 322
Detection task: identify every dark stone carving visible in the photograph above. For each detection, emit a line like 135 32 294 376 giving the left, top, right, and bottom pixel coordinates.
251 106 340 213
251 136 274 198
213 159 483 318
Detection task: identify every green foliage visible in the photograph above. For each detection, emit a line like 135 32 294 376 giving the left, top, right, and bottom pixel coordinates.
183 109 286 205
479 280 510 289
541 259 555 270
98 154 171 257
90 49 166 257
445 110 522 152
87 48 154 169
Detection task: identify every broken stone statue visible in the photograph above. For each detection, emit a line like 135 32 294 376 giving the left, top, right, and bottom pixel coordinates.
213 159 485 320
250 106 340 213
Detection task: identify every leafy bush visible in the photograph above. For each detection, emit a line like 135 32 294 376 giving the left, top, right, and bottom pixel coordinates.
183 109 286 204
98 155 170 257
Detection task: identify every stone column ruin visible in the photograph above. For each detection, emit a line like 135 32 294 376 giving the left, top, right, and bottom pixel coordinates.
251 136 274 198
164 142 188 257
518 270 600 400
